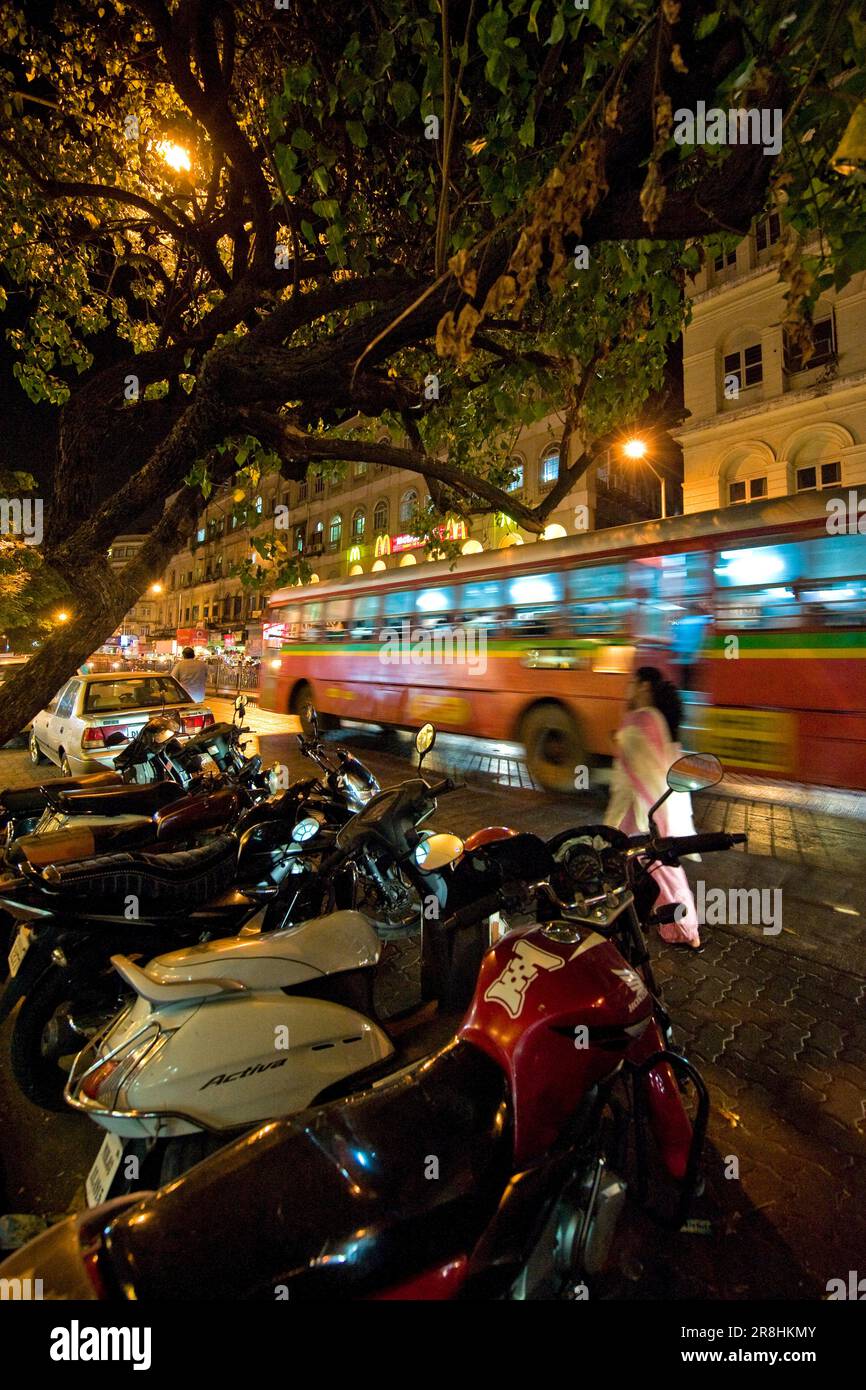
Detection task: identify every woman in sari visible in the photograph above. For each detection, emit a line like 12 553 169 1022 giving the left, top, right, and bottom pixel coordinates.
605 666 702 949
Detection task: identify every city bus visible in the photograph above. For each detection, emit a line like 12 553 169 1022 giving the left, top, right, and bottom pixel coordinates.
258 486 866 792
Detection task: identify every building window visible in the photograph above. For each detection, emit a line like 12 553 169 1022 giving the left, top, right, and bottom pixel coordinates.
723 344 763 392
355 461 368 478
506 457 524 492
755 213 781 253
540 449 560 486
329 514 343 549
784 316 836 373
298 480 307 502
351 508 366 540
374 499 389 533
294 524 305 553
191 605 199 621
796 461 842 493
203 604 209 619
400 489 418 524
233 594 243 619
729 476 768 504
714 248 737 274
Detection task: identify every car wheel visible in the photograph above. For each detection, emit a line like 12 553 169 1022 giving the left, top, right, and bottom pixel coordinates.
521 703 587 794
29 731 46 765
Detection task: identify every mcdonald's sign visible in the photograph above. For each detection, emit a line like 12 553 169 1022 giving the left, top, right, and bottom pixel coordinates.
374 534 392 557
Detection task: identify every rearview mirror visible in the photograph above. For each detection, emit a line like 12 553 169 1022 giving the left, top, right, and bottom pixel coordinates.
234 694 246 715
415 722 436 766
667 753 723 794
299 703 318 739
415 831 463 872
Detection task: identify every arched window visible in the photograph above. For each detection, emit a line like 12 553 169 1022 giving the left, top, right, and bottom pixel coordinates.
374 498 389 533
540 448 559 486
400 488 419 524
351 508 366 540
311 519 324 551
329 514 343 549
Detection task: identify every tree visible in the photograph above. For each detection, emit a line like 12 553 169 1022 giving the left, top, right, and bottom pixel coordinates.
0 0 863 741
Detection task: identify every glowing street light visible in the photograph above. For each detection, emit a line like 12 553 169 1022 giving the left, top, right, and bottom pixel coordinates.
621 437 665 519
149 581 164 595
155 139 192 174
623 437 647 459
55 610 70 623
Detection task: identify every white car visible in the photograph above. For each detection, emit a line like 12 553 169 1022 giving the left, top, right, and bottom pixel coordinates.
29 672 214 776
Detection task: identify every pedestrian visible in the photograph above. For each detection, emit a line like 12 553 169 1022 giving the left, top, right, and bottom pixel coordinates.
605 665 702 949
171 645 208 703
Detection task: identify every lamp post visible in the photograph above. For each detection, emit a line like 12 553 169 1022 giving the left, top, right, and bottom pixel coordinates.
622 437 667 520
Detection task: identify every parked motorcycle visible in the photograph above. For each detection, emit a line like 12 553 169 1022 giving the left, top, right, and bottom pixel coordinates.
0 723 452 1111
2 753 748 1300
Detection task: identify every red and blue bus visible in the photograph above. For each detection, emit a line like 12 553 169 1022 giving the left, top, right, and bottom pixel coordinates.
258 487 866 792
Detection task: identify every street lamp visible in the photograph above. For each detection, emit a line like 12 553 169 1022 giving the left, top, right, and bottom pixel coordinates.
149 582 164 595
55 609 70 623
621 437 667 520
155 139 192 174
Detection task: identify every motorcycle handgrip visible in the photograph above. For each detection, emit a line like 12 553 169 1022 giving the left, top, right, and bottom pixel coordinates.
655 831 747 855
427 777 455 796
441 889 503 934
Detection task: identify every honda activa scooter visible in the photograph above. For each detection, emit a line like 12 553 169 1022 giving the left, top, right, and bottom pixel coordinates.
6 755 749 1299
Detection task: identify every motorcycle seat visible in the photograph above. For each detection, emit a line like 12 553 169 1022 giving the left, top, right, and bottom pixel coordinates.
48 781 184 818
104 1040 513 1300
39 833 237 908
0 771 122 818
11 818 155 869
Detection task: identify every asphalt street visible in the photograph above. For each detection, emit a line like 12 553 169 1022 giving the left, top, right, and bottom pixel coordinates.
0 710 864 1299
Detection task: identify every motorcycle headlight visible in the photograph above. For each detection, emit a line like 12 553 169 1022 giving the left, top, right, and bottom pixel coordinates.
292 816 320 843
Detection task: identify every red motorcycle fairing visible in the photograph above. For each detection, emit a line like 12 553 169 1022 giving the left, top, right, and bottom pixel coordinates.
628 1017 694 1181
458 924 654 1167
371 1256 469 1300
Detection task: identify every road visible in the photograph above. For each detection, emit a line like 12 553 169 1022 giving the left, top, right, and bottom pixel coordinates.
0 712 864 1299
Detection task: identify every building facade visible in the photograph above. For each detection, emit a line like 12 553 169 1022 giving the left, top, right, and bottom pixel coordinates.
675 214 866 512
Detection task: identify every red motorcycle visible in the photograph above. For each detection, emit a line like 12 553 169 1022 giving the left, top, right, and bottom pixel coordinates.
1 755 745 1300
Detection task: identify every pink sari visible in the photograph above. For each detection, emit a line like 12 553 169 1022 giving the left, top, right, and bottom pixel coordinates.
605 706 700 945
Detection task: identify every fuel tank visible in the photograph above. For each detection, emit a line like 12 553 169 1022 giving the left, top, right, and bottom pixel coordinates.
458 921 653 1165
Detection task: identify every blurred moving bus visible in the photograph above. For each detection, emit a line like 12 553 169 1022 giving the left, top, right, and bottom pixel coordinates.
259 488 866 792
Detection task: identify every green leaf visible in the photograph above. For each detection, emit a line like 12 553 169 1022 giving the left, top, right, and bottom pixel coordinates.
517 111 535 147
291 127 314 150
548 11 565 46
389 81 417 121
696 11 721 40
311 165 329 194
346 120 367 148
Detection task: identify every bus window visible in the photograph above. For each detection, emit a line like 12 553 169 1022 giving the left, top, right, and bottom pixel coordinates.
383 589 415 622
508 573 564 608
416 586 457 618
566 598 633 636
799 534 866 582
323 599 351 638
567 564 627 602
301 601 324 640
800 581 866 628
715 587 803 629
461 580 504 611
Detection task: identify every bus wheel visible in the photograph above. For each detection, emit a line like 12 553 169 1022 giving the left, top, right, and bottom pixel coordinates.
521 704 586 794
289 681 314 716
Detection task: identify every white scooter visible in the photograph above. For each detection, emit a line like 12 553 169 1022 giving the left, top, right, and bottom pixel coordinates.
66 726 464 1201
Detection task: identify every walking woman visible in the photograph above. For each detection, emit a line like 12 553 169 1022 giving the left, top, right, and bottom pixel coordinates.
606 666 702 949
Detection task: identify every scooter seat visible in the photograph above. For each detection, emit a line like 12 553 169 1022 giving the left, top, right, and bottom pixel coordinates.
103 1040 513 1300
48 781 184 817
40 834 237 908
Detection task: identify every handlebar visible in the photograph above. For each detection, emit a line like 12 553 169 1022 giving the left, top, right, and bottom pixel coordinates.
653 831 747 857
426 776 456 797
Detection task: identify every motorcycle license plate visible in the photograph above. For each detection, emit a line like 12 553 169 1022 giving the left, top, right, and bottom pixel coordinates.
85 1131 125 1208
7 927 31 978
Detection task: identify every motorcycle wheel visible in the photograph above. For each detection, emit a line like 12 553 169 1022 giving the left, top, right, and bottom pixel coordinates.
10 971 126 1112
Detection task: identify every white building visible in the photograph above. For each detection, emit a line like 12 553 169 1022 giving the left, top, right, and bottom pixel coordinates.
675 214 866 512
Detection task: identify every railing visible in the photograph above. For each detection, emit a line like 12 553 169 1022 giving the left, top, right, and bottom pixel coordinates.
206 660 260 694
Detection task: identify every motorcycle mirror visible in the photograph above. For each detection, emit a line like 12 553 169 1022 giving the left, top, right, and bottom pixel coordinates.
299 703 318 739
415 722 436 766
414 831 463 872
667 752 723 794
234 694 246 716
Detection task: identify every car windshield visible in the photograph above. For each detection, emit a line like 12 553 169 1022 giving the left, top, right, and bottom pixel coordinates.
83 676 190 715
